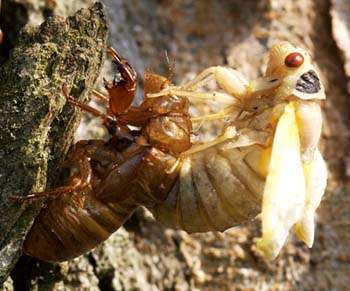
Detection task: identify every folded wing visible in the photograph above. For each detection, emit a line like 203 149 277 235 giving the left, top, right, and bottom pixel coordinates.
257 103 306 260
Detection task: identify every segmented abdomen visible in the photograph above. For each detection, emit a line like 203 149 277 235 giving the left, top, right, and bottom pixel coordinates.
23 193 137 262
149 145 265 233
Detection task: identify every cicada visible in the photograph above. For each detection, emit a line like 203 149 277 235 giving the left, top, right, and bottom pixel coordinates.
148 41 328 259
10 42 327 262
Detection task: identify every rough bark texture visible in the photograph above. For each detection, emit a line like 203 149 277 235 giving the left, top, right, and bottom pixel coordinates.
1 0 349 290
0 1 107 286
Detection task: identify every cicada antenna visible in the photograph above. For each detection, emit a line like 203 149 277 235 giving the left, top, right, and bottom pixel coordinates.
164 50 175 84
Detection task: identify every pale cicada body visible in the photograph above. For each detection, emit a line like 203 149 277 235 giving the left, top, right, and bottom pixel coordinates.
149 41 327 259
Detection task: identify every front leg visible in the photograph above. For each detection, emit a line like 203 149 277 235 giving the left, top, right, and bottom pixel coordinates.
148 66 281 103
8 141 94 201
182 66 249 97
147 66 248 102
8 140 123 201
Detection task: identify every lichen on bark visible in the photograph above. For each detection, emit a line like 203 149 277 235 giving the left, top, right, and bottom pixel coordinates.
0 2 108 284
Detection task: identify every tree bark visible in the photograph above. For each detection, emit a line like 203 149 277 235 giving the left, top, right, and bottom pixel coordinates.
0 2 108 285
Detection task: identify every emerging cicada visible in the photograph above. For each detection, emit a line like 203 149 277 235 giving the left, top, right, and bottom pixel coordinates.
149 41 327 259
10 42 327 262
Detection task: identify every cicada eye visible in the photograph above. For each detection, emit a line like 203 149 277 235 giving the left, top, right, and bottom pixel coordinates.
284 52 304 68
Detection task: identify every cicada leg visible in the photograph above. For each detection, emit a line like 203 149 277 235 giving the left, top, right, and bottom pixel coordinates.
107 47 137 87
62 84 115 122
191 105 242 122
148 89 238 105
8 153 92 201
103 47 137 115
147 66 282 110
147 66 249 100
91 89 109 103
88 48 138 109
180 126 239 158
8 137 130 202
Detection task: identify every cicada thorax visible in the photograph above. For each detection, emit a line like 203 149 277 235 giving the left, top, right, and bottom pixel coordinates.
118 72 192 155
140 95 192 154
96 73 192 205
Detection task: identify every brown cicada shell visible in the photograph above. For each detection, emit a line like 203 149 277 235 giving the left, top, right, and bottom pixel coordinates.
10 48 192 262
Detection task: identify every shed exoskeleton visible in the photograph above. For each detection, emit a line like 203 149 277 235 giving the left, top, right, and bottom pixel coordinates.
9 48 193 262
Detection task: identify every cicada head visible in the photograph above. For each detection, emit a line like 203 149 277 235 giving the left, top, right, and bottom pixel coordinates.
266 42 325 101
266 42 311 77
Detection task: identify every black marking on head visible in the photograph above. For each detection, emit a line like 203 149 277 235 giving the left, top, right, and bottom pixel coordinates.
296 70 321 94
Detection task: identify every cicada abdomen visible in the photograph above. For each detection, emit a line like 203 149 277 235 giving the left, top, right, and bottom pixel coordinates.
149 144 265 233
23 191 137 262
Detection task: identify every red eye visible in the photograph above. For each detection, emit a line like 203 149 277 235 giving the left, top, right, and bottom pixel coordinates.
284 52 304 67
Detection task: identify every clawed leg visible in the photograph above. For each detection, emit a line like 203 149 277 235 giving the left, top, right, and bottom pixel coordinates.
62 47 138 120
62 84 115 123
107 47 137 88
91 89 109 103
9 155 92 201
103 48 137 114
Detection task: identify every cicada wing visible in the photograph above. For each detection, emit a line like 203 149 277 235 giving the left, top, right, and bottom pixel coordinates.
295 149 327 247
257 103 306 260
